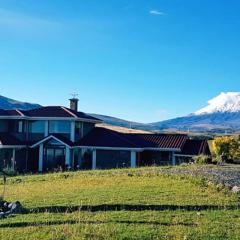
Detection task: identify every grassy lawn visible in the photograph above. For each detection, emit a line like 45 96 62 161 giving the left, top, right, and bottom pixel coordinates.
0 167 239 239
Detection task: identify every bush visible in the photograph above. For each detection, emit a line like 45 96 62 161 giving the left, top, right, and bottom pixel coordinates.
212 135 240 162
2 168 17 176
193 155 210 164
212 156 223 165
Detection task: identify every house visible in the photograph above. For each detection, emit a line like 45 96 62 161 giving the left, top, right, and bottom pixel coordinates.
0 98 211 173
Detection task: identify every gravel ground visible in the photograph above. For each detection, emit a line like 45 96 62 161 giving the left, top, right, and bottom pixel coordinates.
160 164 240 189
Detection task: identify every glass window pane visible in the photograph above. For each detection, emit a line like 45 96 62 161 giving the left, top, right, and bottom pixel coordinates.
75 122 82 135
29 121 45 133
18 121 23 133
49 121 70 134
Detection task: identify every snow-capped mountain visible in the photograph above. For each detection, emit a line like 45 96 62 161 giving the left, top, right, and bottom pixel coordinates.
194 92 240 115
152 92 240 132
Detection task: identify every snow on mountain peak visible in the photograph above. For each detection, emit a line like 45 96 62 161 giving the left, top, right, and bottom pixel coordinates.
194 92 240 115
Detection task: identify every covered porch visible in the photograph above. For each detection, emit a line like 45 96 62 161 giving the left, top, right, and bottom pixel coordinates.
0 133 27 172
31 135 74 172
76 147 139 170
76 147 177 170
138 150 176 166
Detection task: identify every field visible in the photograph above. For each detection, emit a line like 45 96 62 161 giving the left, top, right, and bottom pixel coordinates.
0 166 239 240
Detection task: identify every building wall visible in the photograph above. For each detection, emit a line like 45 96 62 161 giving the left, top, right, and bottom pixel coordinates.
82 122 95 138
27 148 39 172
96 150 131 169
1 118 96 143
0 120 8 132
28 133 45 142
15 149 27 173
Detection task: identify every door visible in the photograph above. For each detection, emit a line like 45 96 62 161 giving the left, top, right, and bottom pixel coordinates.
44 148 65 172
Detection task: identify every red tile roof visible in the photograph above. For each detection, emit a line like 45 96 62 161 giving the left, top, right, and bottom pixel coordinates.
77 127 139 148
77 127 188 150
126 134 188 149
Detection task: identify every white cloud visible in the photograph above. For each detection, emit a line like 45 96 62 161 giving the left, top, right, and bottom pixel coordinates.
149 10 165 16
0 8 62 33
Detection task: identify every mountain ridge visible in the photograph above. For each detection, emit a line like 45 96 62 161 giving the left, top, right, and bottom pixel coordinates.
0 95 41 110
1 92 240 133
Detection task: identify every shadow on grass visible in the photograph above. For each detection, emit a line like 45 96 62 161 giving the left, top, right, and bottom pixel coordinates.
23 204 239 214
0 219 196 228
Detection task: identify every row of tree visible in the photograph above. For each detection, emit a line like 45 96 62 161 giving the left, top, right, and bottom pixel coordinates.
212 135 240 161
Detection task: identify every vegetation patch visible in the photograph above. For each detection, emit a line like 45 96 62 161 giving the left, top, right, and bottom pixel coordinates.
0 167 239 239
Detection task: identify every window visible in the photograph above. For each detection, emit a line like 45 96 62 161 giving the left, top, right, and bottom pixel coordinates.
18 121 23 133
49 121 71 134
29 121 45 133
7 120 25 133
75 122 82 136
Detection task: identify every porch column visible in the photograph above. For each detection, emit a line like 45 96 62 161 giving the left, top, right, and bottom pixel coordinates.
65 147 71 167
92 149 96 170
172 152 176 166
38 144 44 172
12 149 16 170
79 148 87 167
70 121 75 142
131 151 137 168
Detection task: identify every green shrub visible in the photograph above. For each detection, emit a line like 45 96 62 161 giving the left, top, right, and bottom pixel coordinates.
193 155 210 164
2 167 17 176
212 156 223 164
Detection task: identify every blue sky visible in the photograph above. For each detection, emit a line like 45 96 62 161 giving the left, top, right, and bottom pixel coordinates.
0 0 239 123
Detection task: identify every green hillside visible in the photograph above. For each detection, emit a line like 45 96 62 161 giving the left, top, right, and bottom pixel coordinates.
0 167 239 240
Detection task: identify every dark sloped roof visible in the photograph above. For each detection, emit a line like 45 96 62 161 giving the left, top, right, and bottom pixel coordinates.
24 106 101 121
180 139 211 156
0 109 24 116
22 106 71 118
6 110 23 116
77 127 139 148
67 108 100 121
126 134 188 149
77 127 188 150
0 109 9 116
0 106 101 121
0 134 25 146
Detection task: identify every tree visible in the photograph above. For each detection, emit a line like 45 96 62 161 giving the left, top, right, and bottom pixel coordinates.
230 135 240 160
212 135 240 161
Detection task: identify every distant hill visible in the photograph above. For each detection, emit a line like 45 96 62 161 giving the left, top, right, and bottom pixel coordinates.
0 95 155 131
0 95 41 110
1 92 240 133
89 114 156 131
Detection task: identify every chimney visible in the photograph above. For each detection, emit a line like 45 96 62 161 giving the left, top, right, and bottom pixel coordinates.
69 97 79 111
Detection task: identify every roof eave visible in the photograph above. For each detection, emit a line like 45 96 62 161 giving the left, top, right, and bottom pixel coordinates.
73 145 181 152
30 135 72 148
0 145 26 148
0 115 101 123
